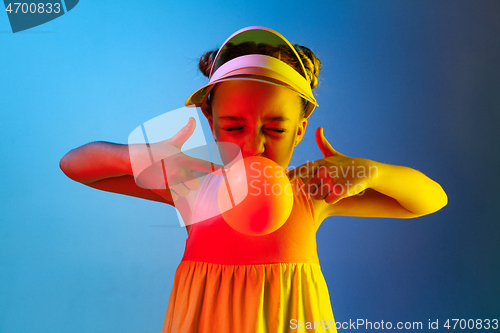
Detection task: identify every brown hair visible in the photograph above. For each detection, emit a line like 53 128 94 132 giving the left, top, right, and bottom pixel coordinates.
198 41 321 119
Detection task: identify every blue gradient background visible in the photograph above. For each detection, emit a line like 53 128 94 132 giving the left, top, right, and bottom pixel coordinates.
1 1 499 332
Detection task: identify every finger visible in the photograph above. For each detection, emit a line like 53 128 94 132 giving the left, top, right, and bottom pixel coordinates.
187 156 228 176
310 168 336 200
301 171 323 196
305 167 330 200
287 160 321 182
182 175 201 192
168 117 196 149
170 190 179 202
312 183 329 200
325 188 342 204
169 183 190 198
315 127 345 158
303 180 319 197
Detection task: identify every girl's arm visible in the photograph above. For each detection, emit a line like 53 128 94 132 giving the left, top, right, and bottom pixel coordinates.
321 161 448 219
60 117 225 205
289 127 448 219
59 141 176 204
366 161 447 216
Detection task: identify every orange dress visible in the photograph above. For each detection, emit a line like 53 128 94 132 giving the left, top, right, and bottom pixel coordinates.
161 173 337 333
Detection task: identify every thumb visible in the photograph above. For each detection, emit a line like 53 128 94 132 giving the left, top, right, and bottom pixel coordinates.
169 117 196 149
315 127 344 158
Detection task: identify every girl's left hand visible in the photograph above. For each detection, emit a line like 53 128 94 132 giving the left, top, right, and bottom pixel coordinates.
287 127 378 205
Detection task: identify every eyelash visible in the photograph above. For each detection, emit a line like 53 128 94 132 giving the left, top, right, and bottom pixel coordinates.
224 127 285 133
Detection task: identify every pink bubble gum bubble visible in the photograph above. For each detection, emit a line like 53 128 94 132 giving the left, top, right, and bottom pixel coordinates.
217 156 294 236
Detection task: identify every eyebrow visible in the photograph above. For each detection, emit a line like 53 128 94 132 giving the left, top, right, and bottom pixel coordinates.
218 116 290 122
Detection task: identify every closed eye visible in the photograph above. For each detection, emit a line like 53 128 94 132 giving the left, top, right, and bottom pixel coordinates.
224 127 286 133
269 128 285 133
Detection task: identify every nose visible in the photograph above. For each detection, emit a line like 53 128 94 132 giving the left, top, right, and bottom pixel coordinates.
241 131 265 157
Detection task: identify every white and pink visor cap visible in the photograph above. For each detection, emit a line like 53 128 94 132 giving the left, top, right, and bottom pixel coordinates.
185 26 319 119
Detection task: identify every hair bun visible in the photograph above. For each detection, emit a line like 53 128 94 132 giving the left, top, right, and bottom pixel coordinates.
198 50 219 78
293 45 322 89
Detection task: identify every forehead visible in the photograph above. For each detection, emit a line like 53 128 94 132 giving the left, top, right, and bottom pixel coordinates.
211 80 302 118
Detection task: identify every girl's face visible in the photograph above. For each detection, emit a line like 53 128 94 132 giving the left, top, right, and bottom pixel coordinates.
207 80 308 169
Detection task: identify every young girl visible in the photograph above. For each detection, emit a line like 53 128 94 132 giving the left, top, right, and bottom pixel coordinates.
60 27 447 333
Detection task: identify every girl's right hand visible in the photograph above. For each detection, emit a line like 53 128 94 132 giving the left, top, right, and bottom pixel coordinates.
133 117 226 202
